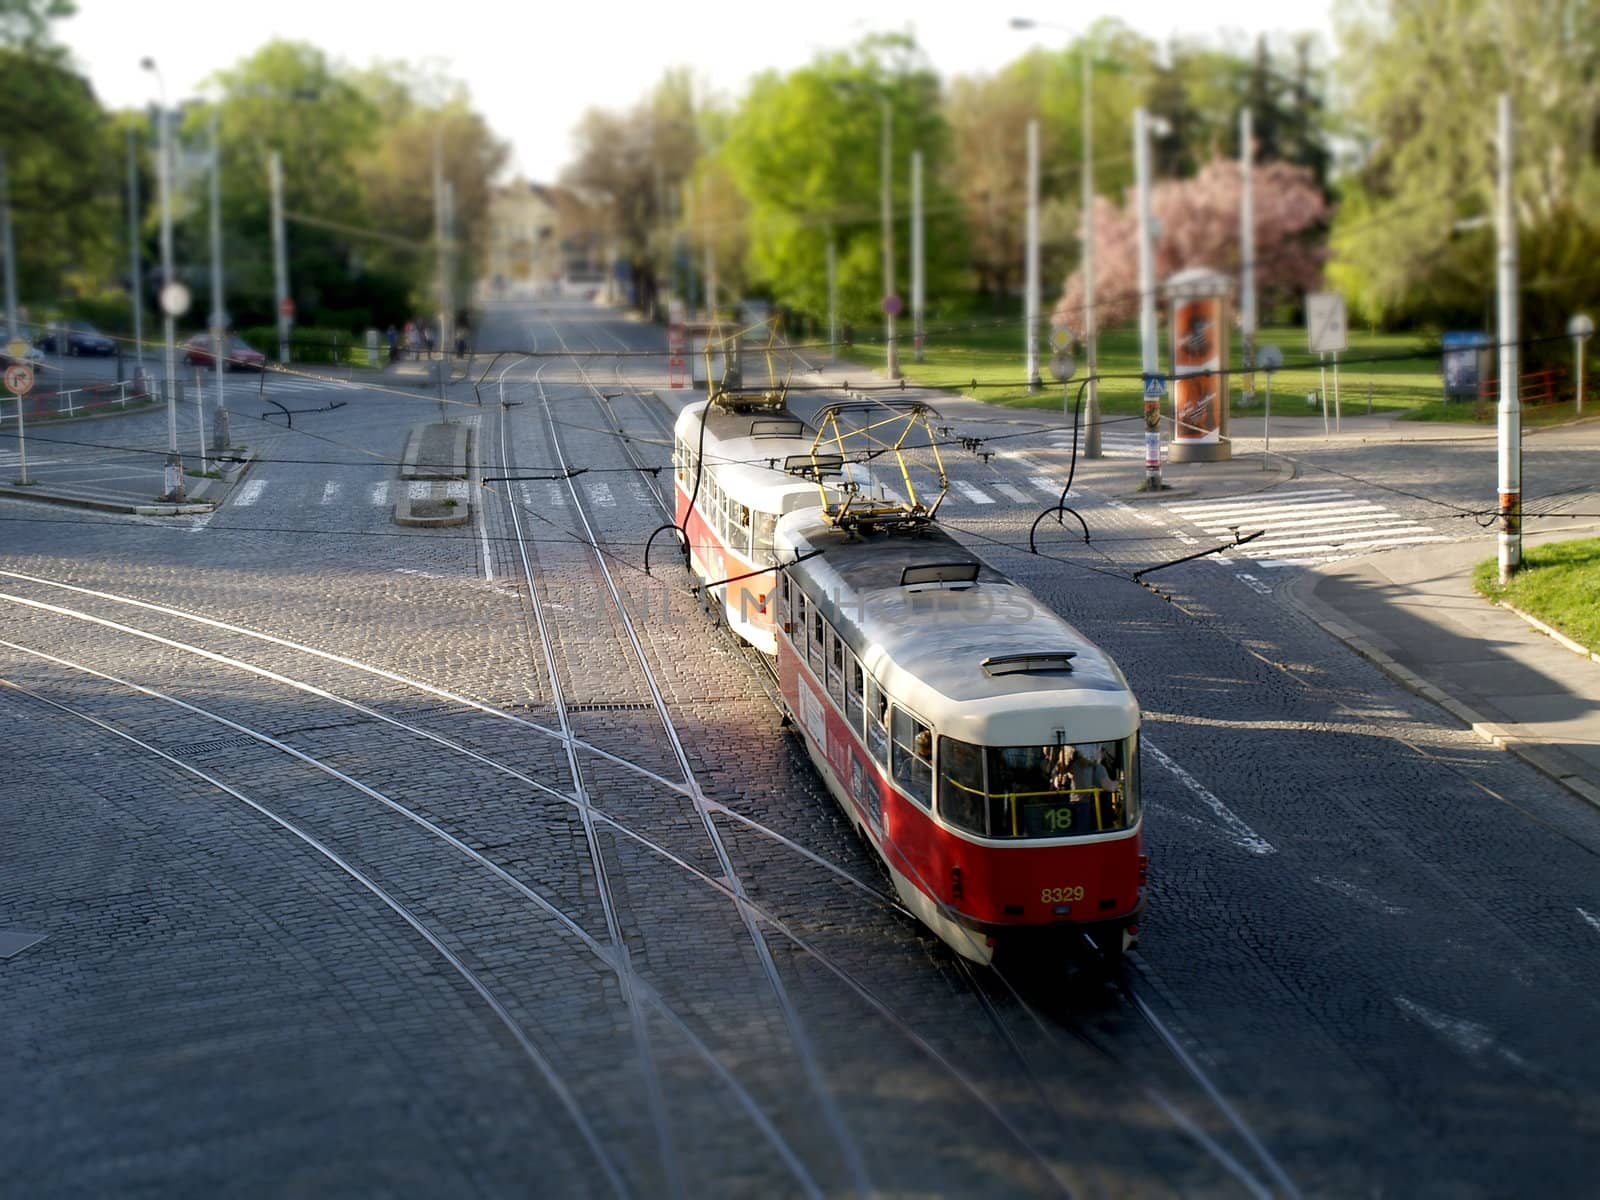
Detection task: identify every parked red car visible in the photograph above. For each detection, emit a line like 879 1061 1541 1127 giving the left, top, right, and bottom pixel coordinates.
183 333 266 371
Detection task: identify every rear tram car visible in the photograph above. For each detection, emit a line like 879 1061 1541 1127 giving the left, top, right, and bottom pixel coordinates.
673 392 1146 965
672 399 837 653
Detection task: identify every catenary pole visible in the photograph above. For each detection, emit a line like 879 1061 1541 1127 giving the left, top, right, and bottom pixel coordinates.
1496 92 1521 583
826 228 838 358
270 151 289 363
1135 106 1162 490
1 151 32 485
1240 107 1256 407
127 127 144 367
1081 42 1100 457
879 95 899 379
208 110 228 449
144 60 184 501
911 149 925 363
1025 119 1040 390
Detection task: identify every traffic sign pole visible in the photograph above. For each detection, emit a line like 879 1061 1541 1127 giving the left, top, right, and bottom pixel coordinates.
4 361 33 485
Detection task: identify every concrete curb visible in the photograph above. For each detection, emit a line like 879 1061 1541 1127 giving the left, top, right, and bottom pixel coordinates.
1495 601 1600 666
400 424 468 480
186 446 258 506
1282 568 1600 812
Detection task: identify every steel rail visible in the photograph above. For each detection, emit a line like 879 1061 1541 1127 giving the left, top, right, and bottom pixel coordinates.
0 665 630 1200
540 316 879 1196
495 355 684 1200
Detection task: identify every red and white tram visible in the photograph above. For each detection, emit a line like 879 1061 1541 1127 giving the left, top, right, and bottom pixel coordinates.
672 399 838 653
772 511 1146 965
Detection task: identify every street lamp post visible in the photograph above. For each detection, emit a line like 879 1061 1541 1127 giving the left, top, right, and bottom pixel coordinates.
140 56 184 502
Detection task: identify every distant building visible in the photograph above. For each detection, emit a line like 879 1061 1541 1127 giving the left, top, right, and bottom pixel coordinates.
483 179 603 296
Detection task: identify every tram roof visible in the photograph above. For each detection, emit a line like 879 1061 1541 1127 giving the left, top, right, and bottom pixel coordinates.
776 510 1138 741
675 400 829 510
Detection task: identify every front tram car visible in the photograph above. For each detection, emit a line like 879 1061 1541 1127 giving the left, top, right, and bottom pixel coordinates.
773 510 1146 965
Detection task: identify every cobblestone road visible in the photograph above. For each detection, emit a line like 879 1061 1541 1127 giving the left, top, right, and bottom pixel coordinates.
4 299 1599 1197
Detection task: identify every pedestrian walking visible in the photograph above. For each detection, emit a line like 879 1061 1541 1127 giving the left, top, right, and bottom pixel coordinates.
386 325 399 364
421 323 435 359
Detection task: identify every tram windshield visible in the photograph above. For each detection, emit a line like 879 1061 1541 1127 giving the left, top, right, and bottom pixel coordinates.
937 736 1139 839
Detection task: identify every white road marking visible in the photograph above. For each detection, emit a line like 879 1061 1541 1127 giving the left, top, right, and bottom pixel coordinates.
1236 573 1273 596
408 481 430 500
232 480 266 507
1031 476 1066 496
1144 741 1274 855
994 483 1031 503
320 481 341 505
952 480 994 505
1311 875 1408 915
445 480 469 500
1578 907 1600 935
1393 996 1531 1069
546 482 568 508
369 481 390 505
587 480 616 507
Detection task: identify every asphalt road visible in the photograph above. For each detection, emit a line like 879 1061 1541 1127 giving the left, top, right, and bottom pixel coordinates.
3 298 1598 1198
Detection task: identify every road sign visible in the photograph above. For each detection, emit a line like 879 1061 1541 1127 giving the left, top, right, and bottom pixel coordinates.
882 294 903 317
160 282 192 317
1143 374 1167 400
1049 325 1074 352
279 296 296 319
1306 291 1347 353
1049 352 1076 382
4 363 34 395
1257 344 1284 372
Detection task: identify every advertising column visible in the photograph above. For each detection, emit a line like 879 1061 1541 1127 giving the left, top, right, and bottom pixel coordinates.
1165 267 1232 463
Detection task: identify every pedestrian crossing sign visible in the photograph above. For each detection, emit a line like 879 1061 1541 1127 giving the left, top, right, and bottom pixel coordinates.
1143 374 1166 400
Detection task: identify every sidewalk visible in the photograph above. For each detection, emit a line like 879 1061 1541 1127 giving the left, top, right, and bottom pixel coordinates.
1285 531 1600 808
792 346 1600 809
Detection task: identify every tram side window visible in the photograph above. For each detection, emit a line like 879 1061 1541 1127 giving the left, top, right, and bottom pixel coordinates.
794 591 808 654
891 707 933 808
845 652 865 734
938 737 988 836
826 629 845 707
753 511 778 560
737 504 753 557
809 608 827 678
674 439 687 485
776 572 790 625
865 679 890 765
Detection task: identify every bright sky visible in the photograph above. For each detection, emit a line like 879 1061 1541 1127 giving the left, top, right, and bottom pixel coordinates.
60 1 1334 183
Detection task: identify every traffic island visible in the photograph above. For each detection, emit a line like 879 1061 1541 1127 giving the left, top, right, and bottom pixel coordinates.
394 421 472 527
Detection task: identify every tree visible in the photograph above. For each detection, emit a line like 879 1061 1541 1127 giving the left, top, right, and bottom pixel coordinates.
1053 158 1327 335
562 69 704 312
720 34 965 327
0 0 118 313
1328 0 1600 343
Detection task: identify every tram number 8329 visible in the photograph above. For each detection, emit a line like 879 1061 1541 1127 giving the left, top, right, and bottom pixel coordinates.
1040 885 1085 904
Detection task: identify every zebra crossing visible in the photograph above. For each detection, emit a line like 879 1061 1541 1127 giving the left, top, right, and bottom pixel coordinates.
1164 487 1449 568
1046 427 1152 460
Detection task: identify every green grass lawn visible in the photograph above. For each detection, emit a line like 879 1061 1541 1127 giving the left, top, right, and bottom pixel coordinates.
840 316 1582 424
1474 538 1600 653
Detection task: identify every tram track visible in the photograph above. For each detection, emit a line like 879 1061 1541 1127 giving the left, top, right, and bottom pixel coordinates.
577 314 1304 1197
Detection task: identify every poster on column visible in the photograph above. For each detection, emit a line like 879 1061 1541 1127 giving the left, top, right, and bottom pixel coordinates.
1172 295 1223 445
